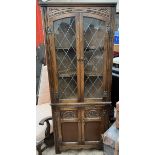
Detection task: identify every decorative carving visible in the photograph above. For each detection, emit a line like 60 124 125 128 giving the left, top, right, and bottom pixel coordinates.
106 23 111 32
61 111 77 119
85 110 99 118
47 7 111 19
86 7 110 19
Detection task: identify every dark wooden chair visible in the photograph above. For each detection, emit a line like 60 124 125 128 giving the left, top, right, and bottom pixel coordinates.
36 65 54 155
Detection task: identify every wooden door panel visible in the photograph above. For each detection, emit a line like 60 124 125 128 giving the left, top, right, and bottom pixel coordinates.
59 108 82 144
82 107 102 142
61 122 78 142
82 106 110 142
84 122 101 141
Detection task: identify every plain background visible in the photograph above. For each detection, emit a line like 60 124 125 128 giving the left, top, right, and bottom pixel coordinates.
0 0 155 154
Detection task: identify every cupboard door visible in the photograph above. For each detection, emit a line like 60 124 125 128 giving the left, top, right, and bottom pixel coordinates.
82 16 107 99
84 122 101 141
61 122 79 142
82 107 110 144
82 108 103 143
51 16 81 101
60 108 81 144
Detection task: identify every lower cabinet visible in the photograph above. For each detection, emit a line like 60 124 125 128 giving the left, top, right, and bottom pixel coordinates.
52 103 111 153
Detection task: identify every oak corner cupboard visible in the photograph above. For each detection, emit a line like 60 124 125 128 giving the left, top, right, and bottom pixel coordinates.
39 0 116 154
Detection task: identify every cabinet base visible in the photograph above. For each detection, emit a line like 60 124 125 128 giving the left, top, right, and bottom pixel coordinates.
60 143 102 153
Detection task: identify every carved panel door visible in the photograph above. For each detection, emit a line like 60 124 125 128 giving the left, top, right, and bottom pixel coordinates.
59 108 81 145
81 107 110 145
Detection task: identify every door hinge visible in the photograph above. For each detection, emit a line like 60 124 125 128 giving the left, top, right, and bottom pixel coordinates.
103 91 108 97
106 23 113 37
47 26 53 34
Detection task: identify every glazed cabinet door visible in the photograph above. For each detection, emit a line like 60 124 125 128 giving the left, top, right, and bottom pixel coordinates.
46 7 114 102
79 9 114 102
48 13 81 102
81 16 108 101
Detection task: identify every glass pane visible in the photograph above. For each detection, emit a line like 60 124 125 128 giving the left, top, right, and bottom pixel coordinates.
54 17 77 99
83 17 105 98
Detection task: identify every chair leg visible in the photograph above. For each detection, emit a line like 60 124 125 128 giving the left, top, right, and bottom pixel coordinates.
36 143 42 155
38 151 42 155
44 133 54 147
37 133 54 154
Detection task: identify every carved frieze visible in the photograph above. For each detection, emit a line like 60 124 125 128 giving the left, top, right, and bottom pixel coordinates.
47 7 111 20
85 110 100 118
61 111 77 119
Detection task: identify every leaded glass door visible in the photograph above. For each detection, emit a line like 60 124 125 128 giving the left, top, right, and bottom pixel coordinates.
50 14 109 102
82 16 107 100
51 15 81 101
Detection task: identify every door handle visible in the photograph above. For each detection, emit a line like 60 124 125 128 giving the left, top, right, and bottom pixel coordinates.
77 58 84 62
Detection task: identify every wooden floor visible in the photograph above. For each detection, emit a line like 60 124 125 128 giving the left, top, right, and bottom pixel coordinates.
38 146 104 155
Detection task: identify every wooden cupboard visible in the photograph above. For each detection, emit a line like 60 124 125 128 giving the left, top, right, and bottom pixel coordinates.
39 0 116 153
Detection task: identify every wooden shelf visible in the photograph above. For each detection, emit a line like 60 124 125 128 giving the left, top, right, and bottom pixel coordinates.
84 47 104 51
58 73 103 77
58 72 77 77
85 72 103 77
